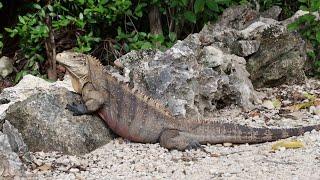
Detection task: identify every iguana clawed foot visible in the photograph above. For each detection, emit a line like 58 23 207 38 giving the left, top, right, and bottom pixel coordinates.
66 102 89 116
0 98 10 104
186 140 203 150
159 129 203 151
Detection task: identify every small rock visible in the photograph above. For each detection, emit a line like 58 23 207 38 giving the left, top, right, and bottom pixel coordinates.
285 111 305 120
223 143 233 147
315 106 320 115
278 147 286 151
37 163 52 172
262 100 274 109
309 106 316 114
69 168 80 173
33 159 43 166
0 56 13 78
75 174 86 180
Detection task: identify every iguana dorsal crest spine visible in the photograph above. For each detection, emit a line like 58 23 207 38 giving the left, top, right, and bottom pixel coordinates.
87 54 172 117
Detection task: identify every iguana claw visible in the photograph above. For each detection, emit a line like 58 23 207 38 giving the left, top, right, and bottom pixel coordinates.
66 102 88 116
186 140 202 150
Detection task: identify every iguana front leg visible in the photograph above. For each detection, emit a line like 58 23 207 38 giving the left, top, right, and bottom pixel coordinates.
67 83 106 115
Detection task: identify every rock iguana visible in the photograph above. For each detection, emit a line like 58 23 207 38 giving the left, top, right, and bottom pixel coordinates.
56 52 320 150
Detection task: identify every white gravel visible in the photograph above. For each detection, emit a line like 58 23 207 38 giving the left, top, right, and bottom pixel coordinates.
26 130 320 179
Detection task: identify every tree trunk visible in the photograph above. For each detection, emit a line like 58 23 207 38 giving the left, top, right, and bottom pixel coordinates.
148 5 163 35
44 11 57 80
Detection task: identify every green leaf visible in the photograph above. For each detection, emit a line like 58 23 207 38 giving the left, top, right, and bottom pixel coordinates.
28 59 35 68
181 0 189 6
4 28 13 33
307 51 316 59
79 12 84 20
4 28 18 38
78 0 85 5
194 0 205 13
141 42 152 49
18 16 26 24
287 22 299 31
39 9 46 18
15 70 28 83
206 0 219 12
152 34 165 44
0 2 3 9
47 5 53 12
33 4 42 10
299 5 307 11
100 0 108 5
134 3 147 17
168 32 177 42
49 12 56 17
184 11 196 23
316 31 320 43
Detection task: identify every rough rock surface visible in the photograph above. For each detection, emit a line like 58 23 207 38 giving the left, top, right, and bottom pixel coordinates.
114 5 310 118
1 75 114 155
0 74 73 122
0 131 25 179
198 5 307 88
116 38 259 119
2 120 31 165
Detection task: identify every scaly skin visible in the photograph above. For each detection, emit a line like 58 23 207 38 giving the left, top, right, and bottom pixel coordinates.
56 52 320 150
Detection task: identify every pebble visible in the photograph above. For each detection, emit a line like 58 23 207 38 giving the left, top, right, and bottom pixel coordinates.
262 100 274 109
223 143 233 147
69 168 80 173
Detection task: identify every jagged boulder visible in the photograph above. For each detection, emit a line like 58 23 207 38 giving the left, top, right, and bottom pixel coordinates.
114 5 310 118
0 75 114 155
115 35 260 119
198 5 307 88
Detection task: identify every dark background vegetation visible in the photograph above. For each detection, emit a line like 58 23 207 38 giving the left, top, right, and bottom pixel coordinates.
0 0 319 85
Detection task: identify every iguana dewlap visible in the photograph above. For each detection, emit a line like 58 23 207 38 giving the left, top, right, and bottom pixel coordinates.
56 52 320 150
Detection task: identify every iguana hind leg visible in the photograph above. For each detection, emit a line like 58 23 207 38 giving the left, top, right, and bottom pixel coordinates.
159 129 202 151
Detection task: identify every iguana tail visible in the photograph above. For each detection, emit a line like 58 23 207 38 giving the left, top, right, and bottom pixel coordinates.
159 122 320 150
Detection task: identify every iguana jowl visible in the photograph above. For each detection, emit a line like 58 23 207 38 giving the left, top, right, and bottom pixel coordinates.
56 52 320 150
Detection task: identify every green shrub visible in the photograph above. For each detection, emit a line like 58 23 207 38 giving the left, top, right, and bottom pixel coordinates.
288 0 320 75
4 0 132 82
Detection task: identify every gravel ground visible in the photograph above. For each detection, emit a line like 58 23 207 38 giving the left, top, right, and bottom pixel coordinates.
25 79 320 179
26 131 320 180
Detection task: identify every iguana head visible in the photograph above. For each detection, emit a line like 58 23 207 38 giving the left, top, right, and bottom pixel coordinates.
56 52 89 93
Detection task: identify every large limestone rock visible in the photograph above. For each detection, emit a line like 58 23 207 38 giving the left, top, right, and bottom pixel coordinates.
0 75 114 155
198 5 307 88
115 35 260 119
114 5 309 118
